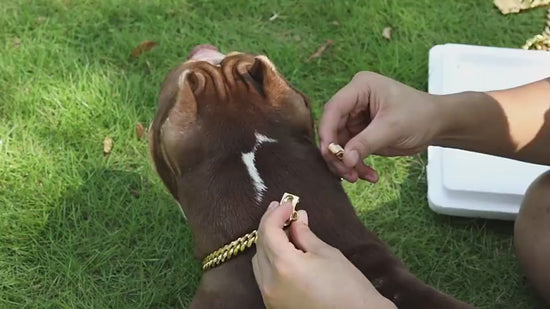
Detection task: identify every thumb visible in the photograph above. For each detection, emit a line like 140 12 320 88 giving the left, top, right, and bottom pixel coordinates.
290 211 332 254
342 118 398 167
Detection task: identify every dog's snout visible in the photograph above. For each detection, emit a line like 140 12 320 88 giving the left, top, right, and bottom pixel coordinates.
188 44 224 65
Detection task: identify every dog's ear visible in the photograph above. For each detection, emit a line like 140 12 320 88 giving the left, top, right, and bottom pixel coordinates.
248 55 314 137
150 69 201 200
248 55 294 104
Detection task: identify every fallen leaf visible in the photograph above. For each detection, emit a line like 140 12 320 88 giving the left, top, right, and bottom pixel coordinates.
307 39 334 62
269 12 279 21
136 123 145 140
36 16 47 24
294 35 302 42
332 20 340 26
131 41 157 59
13 37 21 47
103 136 113 156
382 27 392 40
494 0 550 14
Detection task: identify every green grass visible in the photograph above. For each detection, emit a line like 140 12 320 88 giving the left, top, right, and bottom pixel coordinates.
1 0 548 308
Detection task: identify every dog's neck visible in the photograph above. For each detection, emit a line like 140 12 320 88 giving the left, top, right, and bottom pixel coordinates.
176 133 342 259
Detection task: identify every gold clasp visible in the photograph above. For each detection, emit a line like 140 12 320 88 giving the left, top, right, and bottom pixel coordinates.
328 143 345 160
281 192 300 226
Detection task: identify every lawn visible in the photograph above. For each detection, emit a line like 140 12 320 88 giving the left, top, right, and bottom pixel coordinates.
1 0 548 308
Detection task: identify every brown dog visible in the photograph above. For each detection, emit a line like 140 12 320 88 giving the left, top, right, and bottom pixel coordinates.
149 45 473 308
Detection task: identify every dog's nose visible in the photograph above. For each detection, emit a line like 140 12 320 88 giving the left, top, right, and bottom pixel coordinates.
188 44 224 65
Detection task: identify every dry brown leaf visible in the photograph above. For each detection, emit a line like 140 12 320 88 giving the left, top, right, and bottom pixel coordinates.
494 0 550 14
332 20 340 26
307 39 334 62
13 37 21 47
294 35 302 42
103 136 113 156
136 123 145 140
382 27 393 40
131 41 157 59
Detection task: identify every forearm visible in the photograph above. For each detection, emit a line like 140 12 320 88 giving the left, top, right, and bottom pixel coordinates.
433 78 550 165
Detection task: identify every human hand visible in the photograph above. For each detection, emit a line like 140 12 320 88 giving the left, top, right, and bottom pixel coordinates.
252 201 396 309
319 72 442 183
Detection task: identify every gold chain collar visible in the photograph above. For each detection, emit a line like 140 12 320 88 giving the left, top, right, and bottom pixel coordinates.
494 1 550 50
523 8 550 51
202 193 300 271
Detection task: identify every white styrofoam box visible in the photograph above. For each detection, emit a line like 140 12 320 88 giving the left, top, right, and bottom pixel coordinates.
426 43 550 221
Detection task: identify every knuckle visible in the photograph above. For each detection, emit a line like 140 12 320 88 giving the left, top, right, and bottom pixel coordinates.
273 258 293 279
349 137 369 154
260 284 278 305
325 245 343 257
256 229 269 247
387 117 404 133
352 71 377 82
352 71 366 81
322 100 336 113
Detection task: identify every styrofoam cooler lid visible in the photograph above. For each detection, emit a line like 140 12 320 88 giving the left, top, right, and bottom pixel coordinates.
426 44 550 221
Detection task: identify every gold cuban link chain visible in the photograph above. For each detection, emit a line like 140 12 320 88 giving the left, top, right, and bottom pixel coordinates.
201 193 300 271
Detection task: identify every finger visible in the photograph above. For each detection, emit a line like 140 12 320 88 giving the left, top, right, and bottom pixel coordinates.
257 201 296 259
343 118 399 168
336 128 352 147
325 160 358 183
340 169 358 183
321 128 354 179
295 209 309 225
252 248 274 288
330 160 352 177
289 211 333 255
355 161 379 183
319 81 361 151
251 254 263 285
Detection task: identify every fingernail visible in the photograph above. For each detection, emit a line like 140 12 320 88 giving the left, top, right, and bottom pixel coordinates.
267 201 278 210
366 174 377 183
296 210 308 225
364 171 379 183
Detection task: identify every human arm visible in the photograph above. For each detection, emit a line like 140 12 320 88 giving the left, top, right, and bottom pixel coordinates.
436 78 550 165
318 73 550 182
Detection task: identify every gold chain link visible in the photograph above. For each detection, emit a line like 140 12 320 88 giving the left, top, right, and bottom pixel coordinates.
522 7 550 50
201 193 300 271
202 230 258 271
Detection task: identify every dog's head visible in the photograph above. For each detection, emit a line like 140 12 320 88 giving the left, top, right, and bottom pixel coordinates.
149 45 314 203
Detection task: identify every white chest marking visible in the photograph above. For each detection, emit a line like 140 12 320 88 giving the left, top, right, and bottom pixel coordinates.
241 132 277 203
